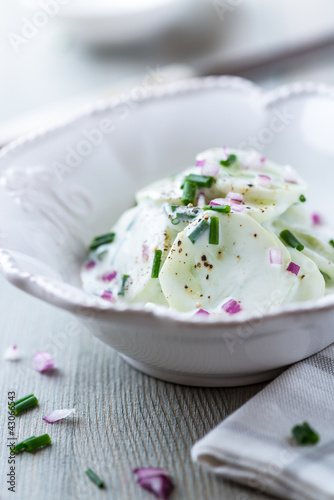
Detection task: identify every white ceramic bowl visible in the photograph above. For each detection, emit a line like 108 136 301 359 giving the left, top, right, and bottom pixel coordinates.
19 0 193 45
1 76 334 387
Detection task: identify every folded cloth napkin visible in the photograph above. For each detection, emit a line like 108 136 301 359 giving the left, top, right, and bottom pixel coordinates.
192 344 334 500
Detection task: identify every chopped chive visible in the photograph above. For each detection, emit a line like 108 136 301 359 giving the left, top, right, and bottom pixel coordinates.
24 434 51 451
14 434 51 453
171 205 178 212
151 250 162 279
329 240 334 248
209 217 219 245
188 219 209 244
292 422 319 445
185 174 214 188
118 274 130 296
203 205 231 213
14 395 38 416
181 181 197 205
15 394 35 404
85 468 105 488
14 436 37 453
299 194 306 203
89 233 115 251
9 393 34 411
178 207 201 217
13 436 36 453
220 154 237 167
280 230 304 251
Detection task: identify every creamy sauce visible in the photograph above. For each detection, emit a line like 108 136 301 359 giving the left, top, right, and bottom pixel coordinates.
81 148 334 316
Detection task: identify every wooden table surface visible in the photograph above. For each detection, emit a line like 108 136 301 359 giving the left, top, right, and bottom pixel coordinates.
0 276 277 500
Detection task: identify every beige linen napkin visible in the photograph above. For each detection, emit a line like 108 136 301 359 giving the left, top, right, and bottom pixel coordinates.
192 345 334 500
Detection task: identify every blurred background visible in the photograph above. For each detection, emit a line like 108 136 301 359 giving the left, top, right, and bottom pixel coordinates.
1 0 334 147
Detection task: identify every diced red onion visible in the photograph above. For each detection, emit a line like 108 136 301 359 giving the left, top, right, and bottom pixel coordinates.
269 248 283 265
286 262 300 276
101 290 114 302
230 203 244 213
101 271 117 283
85 260 96 270
197 192 206 209
210 198 228 206
256 174 271 188
142 243 149 261
134 468 169 480
283 165 298 184
201 163 219 178
196 160 206 167
134 468 174 500
4 345 19 361
226 192 244 204
43 408 76 424
260 156 266 164
222 145 228 160
33 351 55 373
195 309 210 316
312 213 322 225
222 299 242 315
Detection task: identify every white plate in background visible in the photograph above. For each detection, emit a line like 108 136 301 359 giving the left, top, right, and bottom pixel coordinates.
19 0 194 45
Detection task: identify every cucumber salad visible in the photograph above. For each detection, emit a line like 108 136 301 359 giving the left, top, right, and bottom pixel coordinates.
81 148 334 317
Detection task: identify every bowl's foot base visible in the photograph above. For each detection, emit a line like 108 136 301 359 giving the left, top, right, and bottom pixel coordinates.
119 354 288 387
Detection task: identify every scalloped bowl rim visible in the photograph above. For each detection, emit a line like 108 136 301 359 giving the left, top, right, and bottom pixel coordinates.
1 76 334 330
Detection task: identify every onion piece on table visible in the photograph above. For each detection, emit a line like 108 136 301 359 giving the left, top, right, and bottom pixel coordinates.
33 351 55 373
133 468 174 500
4 345 19 361
43 408 76 424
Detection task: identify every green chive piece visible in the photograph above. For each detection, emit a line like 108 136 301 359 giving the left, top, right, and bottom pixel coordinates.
292 422 319 445
151 250 162 279
9 393 34 411
14 436 36 453
185 174 214 188
209 217 219 245
188 219 209 244
118 274 130 296
24 434 51 451
329 240 334 248
89 233 115 251
203 205 231 214
280 230 304 251
181 181 197 205
171 205 178 212
85 468 105 488
220 154 237 167
14 442 27 453
15 395 38 416
299 194 306 203
15 394 35 405
14 434 51 453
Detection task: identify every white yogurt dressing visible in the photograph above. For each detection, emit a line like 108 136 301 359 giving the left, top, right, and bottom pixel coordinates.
81 148 334 316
